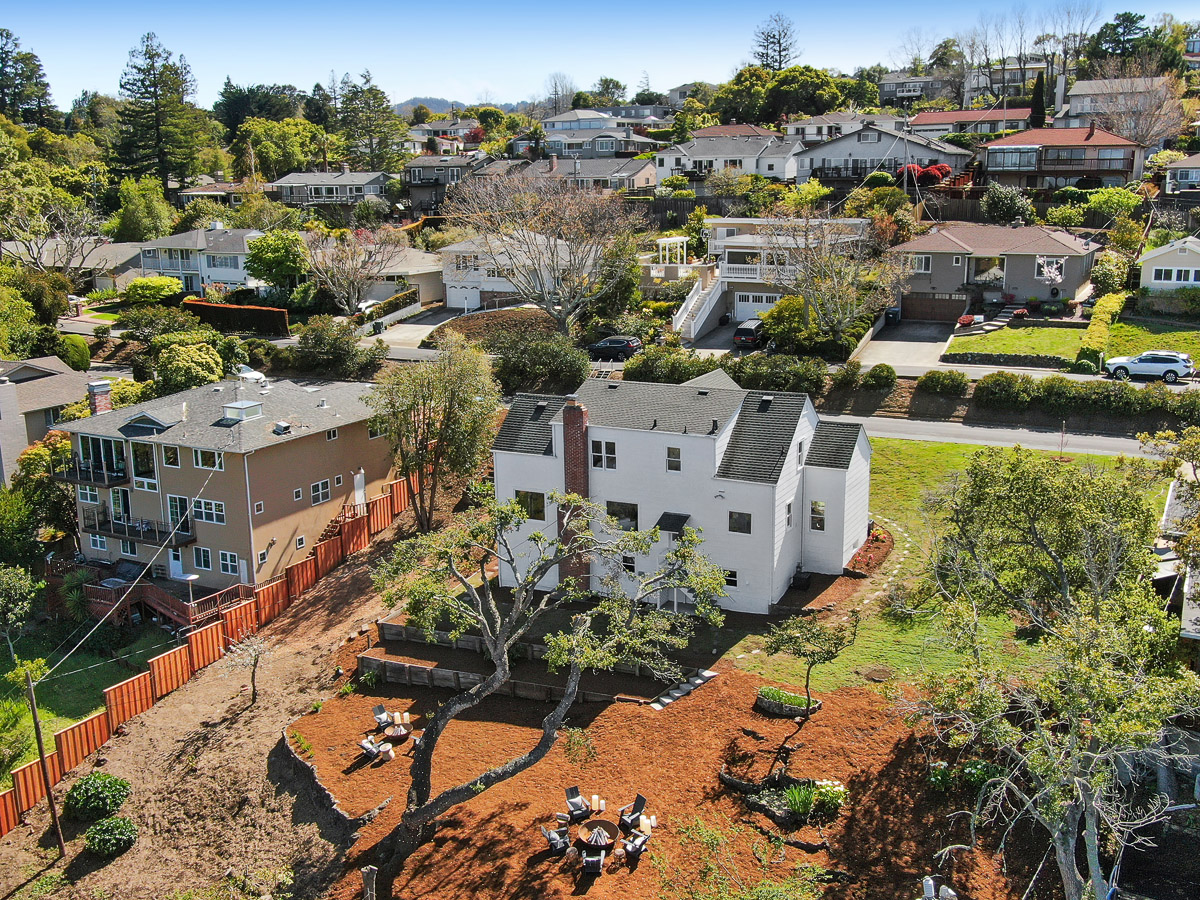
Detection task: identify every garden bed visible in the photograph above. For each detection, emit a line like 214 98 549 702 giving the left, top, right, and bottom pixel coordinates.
424 306 559 346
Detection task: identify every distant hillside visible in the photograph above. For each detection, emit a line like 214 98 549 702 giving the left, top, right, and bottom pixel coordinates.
394 96 519 116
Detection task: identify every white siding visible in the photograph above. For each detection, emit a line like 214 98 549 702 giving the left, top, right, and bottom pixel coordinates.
801 467 849 574
841 434 872 562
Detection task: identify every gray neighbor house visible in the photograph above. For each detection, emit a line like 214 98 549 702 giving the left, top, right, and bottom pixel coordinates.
889 224 1097 320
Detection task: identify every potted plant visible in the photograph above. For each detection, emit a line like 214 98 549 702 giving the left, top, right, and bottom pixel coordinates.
1011 308 1028 319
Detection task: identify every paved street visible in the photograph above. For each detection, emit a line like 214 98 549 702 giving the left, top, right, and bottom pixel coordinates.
823 413 1145 457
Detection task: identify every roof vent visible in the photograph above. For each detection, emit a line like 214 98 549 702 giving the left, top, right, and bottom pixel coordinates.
711 418 719 434
762 394 775 403
273 421 292 435
697 389 709 396
607 383 619 389
652 418 658 429
318 398 328 408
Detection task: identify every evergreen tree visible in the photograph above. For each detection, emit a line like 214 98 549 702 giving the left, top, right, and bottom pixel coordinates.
107 176 174 242
116 33 209 192
1030 72 1046 128
304 82 336 128
339 72 407 171
0 29 58 129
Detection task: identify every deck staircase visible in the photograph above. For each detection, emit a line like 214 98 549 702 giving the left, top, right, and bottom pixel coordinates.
675 272 724 342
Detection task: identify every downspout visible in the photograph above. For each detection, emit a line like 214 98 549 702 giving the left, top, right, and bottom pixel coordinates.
243 451 257 585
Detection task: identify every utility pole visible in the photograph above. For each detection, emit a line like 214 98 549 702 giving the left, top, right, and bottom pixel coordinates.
25 670 66 857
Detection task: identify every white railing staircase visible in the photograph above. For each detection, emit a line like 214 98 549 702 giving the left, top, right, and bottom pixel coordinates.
674 268 724 342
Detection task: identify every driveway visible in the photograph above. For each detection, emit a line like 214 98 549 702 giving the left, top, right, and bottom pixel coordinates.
853 322 953 369
372 306 458 352
691 322 739 359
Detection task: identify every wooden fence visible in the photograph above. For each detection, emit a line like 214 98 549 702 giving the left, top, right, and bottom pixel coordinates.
0 474 422 839
104 672 154 732
148 646 192 700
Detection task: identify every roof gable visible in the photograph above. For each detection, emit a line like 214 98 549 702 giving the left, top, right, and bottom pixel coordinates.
716 392 810 484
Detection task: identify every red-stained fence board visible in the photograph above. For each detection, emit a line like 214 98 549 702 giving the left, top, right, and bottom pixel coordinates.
313 537 343 578
187 620 226 670
54 711 111 772
286 556 317 599
148 645 192 700
103 671 154 732
11 752 62 813
255 577 289 624
367 494 393 535
340 515 369 557
222 600 258 645
0 789 18 838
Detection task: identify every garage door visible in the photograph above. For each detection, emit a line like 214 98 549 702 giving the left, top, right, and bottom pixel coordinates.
901 293 969 322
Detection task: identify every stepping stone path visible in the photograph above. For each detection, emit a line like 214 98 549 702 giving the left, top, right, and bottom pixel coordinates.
833 514 920 624
649 669 719 711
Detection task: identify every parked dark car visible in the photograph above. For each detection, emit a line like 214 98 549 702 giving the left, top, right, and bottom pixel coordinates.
733 318 766 348
587 335 643 361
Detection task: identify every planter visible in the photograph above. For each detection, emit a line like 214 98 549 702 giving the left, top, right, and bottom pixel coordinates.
754 695 822 718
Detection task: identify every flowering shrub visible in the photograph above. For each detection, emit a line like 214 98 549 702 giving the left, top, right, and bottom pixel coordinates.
812 779 848 819
928 761 954 791
957 315 975 327
960 759 1005 793
1011 308 1028 318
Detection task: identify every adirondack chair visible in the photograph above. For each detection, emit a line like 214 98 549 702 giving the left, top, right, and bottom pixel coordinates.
372 704 390 728
565 786 591 823
582 847 605 875
541 825 571 855
359 737 381 759
622 830 650 857
618 794 647 832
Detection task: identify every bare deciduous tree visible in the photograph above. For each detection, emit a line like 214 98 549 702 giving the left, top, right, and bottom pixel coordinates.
1087 54 1184 148
753 12 799 71
223 634 272 705
302 226 408 314
0 198 107 291
759 218 911 343
543 72 576 116
444 173 644 334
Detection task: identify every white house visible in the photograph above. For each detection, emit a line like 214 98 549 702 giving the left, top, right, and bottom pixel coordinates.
438 230 582 311
491 374 872 615
784 112 903 144
139 225 263 295
655 136 808 183
1138 237 1200 292
1164 153 1200 195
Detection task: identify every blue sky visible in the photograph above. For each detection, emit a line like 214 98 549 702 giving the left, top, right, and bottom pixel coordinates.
5 1 1183 109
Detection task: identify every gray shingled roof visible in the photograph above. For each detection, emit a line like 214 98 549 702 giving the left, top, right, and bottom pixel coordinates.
804 421 864 469
715 392 809 483
494 394 567 455
142 228 263 254
562 380 746 435
271 171 393 185
682 368 740 390
56 379 377 453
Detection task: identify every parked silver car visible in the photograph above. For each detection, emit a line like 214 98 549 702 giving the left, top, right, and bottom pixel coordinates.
1103 351 1194 383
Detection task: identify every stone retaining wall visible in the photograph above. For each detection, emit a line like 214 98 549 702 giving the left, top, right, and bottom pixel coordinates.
276 730 388 843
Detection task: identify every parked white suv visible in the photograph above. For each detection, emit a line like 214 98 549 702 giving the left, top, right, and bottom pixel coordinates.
1103 351 1194 383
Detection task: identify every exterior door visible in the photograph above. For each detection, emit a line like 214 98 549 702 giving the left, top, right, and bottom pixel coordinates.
182 274 198 292
354 468 366 507
167 495 189 532
169 548 183 579
110 488 130 521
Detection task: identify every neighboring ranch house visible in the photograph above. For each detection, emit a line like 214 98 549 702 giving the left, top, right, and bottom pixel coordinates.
793 126 972 185
0 356 95 486
477 155 655 191
491 374 872 615
1163 154 1200 195
655 136 808 183
439 230 580 311
511 128 659 159
270 168 394 207
1137 237 1200 292
890 224 1097 320
908 108 1032 139
362 247 446 304
980 126 1143 189
139 226 263 295
53 379 394 591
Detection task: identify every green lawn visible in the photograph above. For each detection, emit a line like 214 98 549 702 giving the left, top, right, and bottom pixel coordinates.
725 437 1162 692
87 301 128 322
1107 321 1200 359
1 627 179 786
947 324 1083 359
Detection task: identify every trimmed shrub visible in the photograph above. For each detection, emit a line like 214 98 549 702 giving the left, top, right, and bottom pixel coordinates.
59 333 91 371
362 288 418 323
1052 186 1090 205
620 346 719 384
861 363 897 391
830 360 861 390
85 816 138 858
721 354 827 396
974 371 1036 409
93 324 111 342
862 171 895 188
916 369 969 396
123 276 183 305
181 300 289 336
1076 292 1124 368
1090 253 1129 297
65 773 131 822
488 332 590 394
1044 204 1085 227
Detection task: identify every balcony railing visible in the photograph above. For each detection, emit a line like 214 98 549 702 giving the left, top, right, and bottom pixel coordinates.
51 454 129 487
81 507 196 547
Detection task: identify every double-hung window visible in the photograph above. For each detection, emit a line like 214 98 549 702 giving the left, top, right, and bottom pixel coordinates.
311 480 330 505
193 449 224 471
666 447 681 472
911 255 932 274
192 498 226 524
810 500 827 531
219 550 239 576
79 485 99 504
194 547 211 570
591 440 616 469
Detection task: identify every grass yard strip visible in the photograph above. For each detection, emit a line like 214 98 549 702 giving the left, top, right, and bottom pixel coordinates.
1106 321 1200 359
946 325 1084 358
727 437 1160 691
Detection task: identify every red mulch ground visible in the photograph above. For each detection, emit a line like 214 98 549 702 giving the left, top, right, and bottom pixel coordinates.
296 660 1049 900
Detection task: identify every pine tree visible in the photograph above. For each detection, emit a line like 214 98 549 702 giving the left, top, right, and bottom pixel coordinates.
116 33 209 192
339 71 407 171
1030 72 1046 129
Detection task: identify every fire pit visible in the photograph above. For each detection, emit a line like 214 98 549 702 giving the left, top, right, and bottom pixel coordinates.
578 820 619 848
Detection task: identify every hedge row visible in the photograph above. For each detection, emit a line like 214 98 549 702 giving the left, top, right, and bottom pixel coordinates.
363 288 419 323
940 351 1074 370
180 300 290 336
1075 293 1125 369
975 370 1200 424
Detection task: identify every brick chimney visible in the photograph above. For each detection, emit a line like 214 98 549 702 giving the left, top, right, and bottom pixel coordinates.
559 394 590 585
87 380 113 416
341 161 351 174
1087 120 1096 140
549 154 558 172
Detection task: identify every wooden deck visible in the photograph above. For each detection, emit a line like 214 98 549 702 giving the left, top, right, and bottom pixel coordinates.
83 581 255 632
